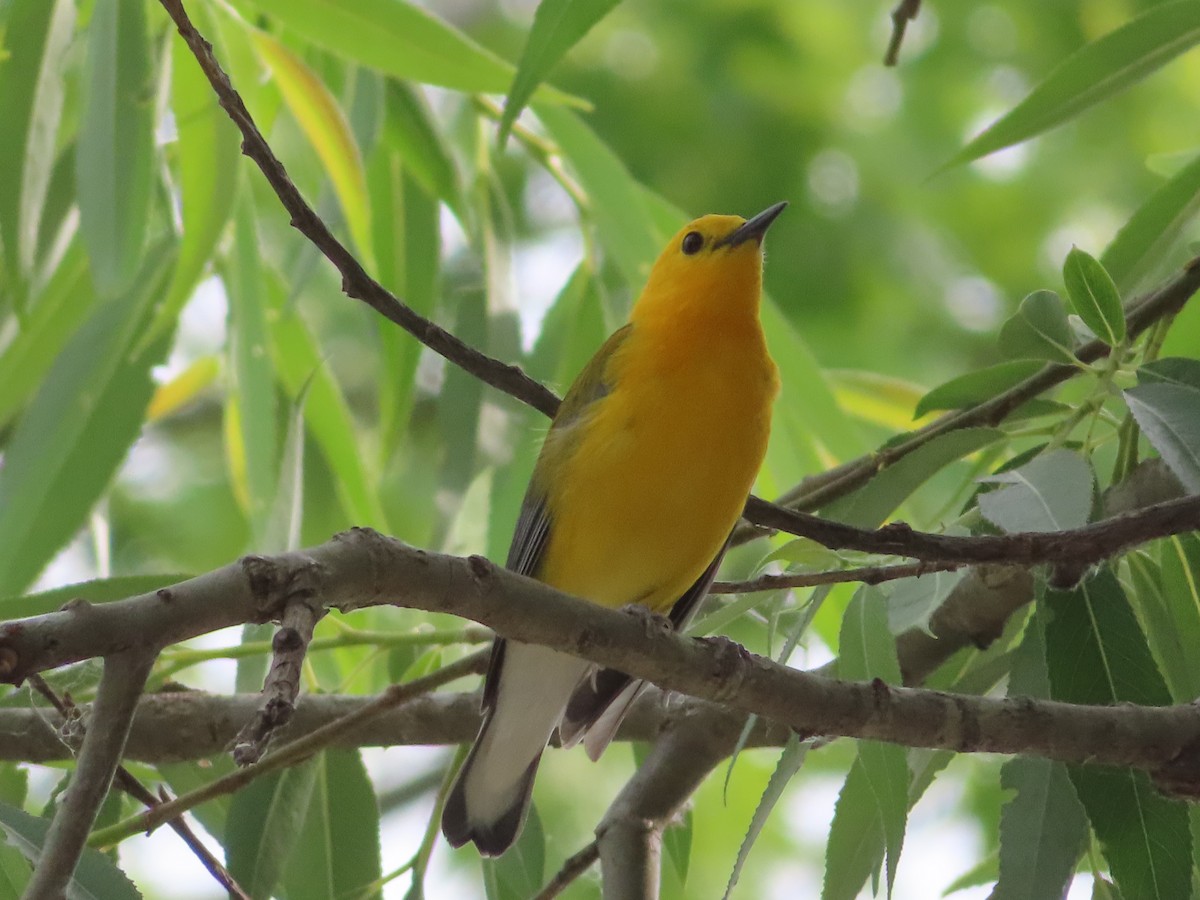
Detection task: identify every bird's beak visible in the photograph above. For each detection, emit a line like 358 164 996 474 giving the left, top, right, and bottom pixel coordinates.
714 201 788 249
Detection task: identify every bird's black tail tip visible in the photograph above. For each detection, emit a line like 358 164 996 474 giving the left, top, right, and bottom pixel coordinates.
440 751 542 857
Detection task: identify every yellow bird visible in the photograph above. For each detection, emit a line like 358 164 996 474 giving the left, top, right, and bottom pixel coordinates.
442 202 785 856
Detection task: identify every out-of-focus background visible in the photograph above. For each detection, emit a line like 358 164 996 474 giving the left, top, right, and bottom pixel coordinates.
1 0 1199 896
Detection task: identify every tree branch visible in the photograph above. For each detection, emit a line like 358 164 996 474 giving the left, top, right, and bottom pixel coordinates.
24 650 155 900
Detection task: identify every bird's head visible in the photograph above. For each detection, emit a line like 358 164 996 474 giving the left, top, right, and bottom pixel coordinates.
632 202 787 325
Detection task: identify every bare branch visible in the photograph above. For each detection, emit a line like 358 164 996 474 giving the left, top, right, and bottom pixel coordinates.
712 560 963 594
884 0 922 66
25 650 155 900
534 840 600 899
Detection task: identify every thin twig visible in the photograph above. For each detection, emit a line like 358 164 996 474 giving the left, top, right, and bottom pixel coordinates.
884 0 922 66
28 676 250 899
26 650 156 900
712 560 963 594
157 0 560 418
233 598 324 765
89 650 487 849
533 840 600 899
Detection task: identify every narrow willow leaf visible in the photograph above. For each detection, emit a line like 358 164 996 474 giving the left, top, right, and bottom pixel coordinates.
499 0 622 144
978 449 1095 533
483 804 545 900
913 360 1045 418
226 758 319 899
0 803 140 900
383 82 464 218
994 614 1087 900
146 356 220 422
826 428 1004 528
0 0 74 289
997 290 1076 363
0 575 188 618
1127 545 1200 702
1045 571 1190 900
947 2 1200 166
1123 384 1200 492
829 369 930 431
0 251 174 594
1063 247 1125 345
141 17 242 346
832 589 907 898
252 30 376 271
156 757 238 842
76 0 154 296
1137 358 1200 391
283 750 382 900
723 734 807 899
1102 151 1200 292
236 0 579 103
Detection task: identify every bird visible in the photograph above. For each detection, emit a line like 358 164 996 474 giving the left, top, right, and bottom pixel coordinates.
441 202 785 857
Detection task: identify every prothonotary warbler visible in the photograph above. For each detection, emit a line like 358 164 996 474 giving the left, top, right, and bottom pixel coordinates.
441 202 786 857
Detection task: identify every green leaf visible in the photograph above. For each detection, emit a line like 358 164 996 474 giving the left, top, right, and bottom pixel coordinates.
0 802 141 900
499 0 622 144
1123 383 1200 492
381 81 464 219
76 0 155 296
994 615 1088 900
723 734 807 900
482 803 544 900
156 756 238 842
1137 358 1200 391
664 805 693 887
141 16 242 347
825 428 1004 528
1045 571 1190 900
1063 247 1125 346
885 568 966 635
832 589 906 897
1102 151 1200 292
252 29 375 271
0 252 174 594
226 757 319 899
947 2 1200 166
283 750 382 900
998 290 1077 363
978 449 1095 533
1127 543 1200 703
0 0 74 291
235 0 579 102
913 361 1043 418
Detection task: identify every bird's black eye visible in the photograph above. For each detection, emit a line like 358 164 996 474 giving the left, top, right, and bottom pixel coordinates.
681 231 704 255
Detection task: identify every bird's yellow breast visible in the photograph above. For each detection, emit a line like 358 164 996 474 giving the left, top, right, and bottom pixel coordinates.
537 312 777 610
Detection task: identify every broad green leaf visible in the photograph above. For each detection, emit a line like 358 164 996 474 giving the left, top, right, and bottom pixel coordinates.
267 276 389 530
1123 384 1200 492
885 568 966 635
1137 358 1200 391
0 802 141 900
76 0 154 296
947 2 1200 166
283 750 382 900
0 574 188 618
825 427 1004 528
943 853 998 895
994 614 1088 900
499 0 622 144
0 243 93 431
482 803 544 900
832 589 907 897
0 0 74 291
140 17 242 346
998 290 1077 363
1102 151 1200 292
225 203 279 533
1045 571 1190 900
0 842 30 898
252 30 375 271
235 0 578 102
722 734 807 900
226 757 319 899
914 361 1044 418
382 82 464 219
978 449 1095 533
0 252 174 594
1127 544 1200 703
1063 247 1125 346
